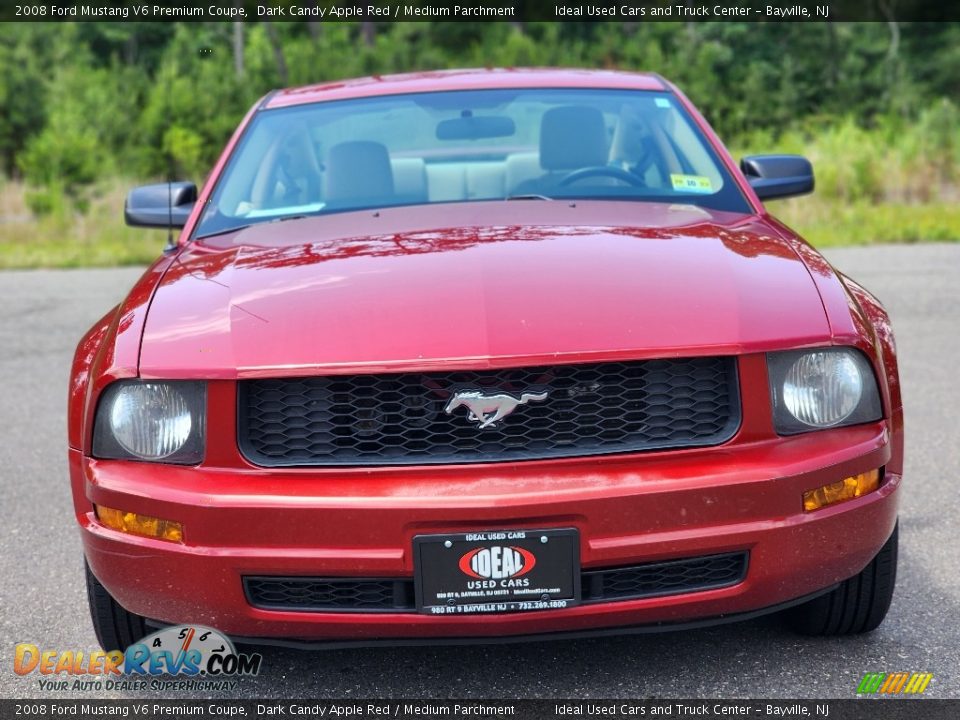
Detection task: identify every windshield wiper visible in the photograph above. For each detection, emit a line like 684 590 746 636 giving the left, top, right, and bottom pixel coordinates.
195 213 317 241
194 223 258 241
506 193 553 201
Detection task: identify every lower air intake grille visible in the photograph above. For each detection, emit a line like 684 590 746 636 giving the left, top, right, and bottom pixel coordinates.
580 552 748 603
243 577 414 613
243 552 748 613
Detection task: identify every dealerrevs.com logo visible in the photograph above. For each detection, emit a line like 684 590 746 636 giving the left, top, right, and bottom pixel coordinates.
14 625 262 692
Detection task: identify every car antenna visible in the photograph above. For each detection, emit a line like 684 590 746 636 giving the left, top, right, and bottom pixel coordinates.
165 178 175 252
164 64 176 253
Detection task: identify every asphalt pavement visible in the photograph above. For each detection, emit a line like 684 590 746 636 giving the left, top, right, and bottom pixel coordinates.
1 244 958 700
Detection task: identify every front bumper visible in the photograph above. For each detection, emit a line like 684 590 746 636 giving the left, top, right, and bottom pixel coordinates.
72 421 899 642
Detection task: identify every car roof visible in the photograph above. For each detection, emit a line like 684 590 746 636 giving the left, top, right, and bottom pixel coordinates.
263 68 669 110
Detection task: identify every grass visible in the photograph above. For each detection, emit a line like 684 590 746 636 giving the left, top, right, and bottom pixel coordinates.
0 181 168 269
2 183 955 270
2 187 955 270
2 113 959 269
766 199 960 247
733 106 960 247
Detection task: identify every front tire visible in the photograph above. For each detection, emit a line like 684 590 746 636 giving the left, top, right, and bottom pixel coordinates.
85 561 148 651
785 522 898 636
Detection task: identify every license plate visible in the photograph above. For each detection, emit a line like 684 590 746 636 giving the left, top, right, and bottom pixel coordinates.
413 528 580 615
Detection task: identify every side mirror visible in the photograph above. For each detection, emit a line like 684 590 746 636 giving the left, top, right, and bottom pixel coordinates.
124 182 197 228
740 155 814 201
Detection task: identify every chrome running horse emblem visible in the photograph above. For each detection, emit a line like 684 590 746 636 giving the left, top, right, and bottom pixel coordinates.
444 389 549 429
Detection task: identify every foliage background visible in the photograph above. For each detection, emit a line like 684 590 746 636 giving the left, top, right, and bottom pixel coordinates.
0 20 958 267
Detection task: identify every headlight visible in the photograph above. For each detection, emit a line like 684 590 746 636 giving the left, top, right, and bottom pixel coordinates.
93 381 205 463
768 348 882 434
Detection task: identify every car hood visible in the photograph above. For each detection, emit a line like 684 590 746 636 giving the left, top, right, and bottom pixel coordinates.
139 202 830 378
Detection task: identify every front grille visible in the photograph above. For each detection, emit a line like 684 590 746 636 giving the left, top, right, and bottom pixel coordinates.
237 357 739 466
243 552 748 613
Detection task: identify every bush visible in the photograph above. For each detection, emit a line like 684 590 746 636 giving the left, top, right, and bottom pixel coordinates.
2 22 958 254
19 125 100 194
162 126 206 181
15 61 142 212
23 183 70 217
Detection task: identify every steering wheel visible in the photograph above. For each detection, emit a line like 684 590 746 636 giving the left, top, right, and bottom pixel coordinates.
559 165 645 187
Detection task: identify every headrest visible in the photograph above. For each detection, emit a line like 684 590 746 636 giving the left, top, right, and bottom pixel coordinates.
324 141 394 203
540 106 608 171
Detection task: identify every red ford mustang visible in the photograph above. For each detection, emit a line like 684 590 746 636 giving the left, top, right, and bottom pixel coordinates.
70 69 902 650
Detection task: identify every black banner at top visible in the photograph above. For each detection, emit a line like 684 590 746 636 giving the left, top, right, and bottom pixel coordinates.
1 700 960 720
4 0 960 23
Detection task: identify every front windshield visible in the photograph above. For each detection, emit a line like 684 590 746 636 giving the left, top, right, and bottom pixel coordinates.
195 88 751 238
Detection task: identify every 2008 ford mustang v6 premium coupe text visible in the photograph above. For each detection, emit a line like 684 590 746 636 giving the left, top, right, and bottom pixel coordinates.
70 69 902 650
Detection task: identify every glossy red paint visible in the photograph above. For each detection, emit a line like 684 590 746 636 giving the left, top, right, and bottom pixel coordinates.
72 420 899 638
264 68 668 110
68 258 176 451
138 203 829 381
70 69 903 643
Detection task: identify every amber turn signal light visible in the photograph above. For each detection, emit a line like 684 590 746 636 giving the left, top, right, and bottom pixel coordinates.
802 469 881 512
95 505 183 543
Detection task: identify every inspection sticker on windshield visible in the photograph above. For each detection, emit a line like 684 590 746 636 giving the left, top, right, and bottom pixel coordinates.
670 174 713 194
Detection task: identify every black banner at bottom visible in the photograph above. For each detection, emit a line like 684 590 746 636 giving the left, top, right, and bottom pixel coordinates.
1 699 956 720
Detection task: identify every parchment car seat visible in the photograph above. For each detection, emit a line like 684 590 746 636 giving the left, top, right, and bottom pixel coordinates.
324 141 396 208
511 106 609 195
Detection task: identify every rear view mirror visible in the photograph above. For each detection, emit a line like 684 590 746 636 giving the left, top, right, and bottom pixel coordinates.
740 155 814 201
436 115 516 141
124 182 197 228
